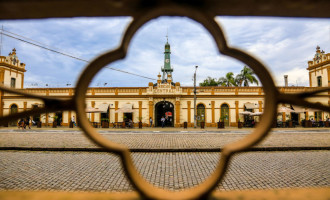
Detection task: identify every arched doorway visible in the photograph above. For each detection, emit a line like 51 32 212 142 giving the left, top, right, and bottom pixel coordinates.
55 112 63 126
197 104 205 127
221 104 230 126
10 104 18 126
155 101 174 127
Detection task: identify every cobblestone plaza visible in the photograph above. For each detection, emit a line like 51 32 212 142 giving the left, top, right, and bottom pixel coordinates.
0 128 329 192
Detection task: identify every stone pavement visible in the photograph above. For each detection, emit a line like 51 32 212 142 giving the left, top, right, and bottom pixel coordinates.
0 151 329 192
0 127 329 192
0 128 329 150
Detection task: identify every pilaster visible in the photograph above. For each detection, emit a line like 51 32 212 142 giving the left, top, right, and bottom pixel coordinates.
0 91 3 117
175 101 180 127
115 101 119 122
139 101 142 120
149 101 154 126
235 101 239 122
24 102 27 111
211 101 215 125
91 101 95 122
21 73 24 88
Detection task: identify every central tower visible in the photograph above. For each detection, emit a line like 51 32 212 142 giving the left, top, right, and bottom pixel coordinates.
161 35 173 81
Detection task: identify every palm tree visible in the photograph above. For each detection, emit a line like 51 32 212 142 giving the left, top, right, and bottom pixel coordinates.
235 74 243 87
218 72 237 87
238 66 259 87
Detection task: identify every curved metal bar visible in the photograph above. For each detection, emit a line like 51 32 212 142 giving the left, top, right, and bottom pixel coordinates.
278 93 330 113
0 85 56 100
0 84 75 125
73 5 279 199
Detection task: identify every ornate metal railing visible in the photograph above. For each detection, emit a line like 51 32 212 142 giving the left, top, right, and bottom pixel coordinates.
0 0 329 199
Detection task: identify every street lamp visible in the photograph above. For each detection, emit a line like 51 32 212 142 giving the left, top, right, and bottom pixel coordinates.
194 65 198 128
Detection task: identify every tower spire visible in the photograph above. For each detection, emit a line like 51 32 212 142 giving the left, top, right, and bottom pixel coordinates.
166 28 168 43
161 32 173 82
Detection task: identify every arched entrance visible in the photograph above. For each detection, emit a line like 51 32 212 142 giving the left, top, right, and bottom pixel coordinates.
55 112 63 126
197 104 205 127
155 101 174 127
221 104 229 126
10 104 18 126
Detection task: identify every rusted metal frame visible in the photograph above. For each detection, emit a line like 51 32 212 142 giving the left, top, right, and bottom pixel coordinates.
70 4 282 198
1 0 330 20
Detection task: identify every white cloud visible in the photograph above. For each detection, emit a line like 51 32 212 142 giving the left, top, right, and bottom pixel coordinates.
1 16 330 87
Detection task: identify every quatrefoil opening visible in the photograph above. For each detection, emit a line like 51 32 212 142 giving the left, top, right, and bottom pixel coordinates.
73 7 278 200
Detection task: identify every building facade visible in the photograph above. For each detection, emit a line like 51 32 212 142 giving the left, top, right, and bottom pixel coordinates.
0 44 329 127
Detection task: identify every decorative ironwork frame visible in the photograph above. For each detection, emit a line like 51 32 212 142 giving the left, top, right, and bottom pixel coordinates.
0 1 330 199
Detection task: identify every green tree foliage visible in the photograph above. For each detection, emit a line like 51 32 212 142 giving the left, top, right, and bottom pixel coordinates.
199 66 259 87
237 66 259 86
218 72 237 87
199 76 219 86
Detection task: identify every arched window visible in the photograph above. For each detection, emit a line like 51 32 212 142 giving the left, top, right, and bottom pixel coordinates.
10 104 18 126
10 104 18 114
317 76 322 87
221 104 229 126
197 104 205 127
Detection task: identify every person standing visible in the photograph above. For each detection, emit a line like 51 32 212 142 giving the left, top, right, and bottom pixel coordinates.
161 116 165 128
149 117 153 127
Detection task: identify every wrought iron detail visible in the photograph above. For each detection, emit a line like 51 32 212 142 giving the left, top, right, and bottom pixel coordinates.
0 1 330 199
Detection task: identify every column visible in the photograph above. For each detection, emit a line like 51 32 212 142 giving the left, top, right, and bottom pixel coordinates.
68 111 72 125
149 101 154 126
187 101 191 125
235 101 239 122
0 91 3 117
211 101 215 126
139 101 142 122
258 101 262 112
115 101 118 122
91 101 95 122
24 102 27 111
175 101 180 127
21 73 24 88
46 112 48 126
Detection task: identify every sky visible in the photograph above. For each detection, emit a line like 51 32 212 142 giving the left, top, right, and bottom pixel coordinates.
0 16 329 88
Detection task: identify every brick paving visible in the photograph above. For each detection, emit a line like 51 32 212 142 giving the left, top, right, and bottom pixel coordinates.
0 151 329 192
0 128 329 192
0 129 329 149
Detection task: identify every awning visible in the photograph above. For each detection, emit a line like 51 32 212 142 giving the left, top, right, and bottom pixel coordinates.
85 106 103 113
239 111 253 115
251 112 263 116
292 105 307 113
244 103 259 109
277 106 294 113
97 103 109 113
115 103 134 113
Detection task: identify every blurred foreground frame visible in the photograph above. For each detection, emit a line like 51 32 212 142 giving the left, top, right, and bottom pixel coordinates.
0 0 330 200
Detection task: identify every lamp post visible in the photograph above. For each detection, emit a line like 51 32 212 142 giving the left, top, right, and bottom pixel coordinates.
194 66 198 128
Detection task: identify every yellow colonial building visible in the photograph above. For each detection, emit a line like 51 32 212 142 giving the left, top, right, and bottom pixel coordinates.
0 44 329 127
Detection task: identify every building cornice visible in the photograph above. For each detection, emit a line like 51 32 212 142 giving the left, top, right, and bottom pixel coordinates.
306 60 330 71
0 62 27 72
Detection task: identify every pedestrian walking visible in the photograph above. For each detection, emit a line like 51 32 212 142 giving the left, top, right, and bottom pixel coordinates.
26 117 31 129
161 116 165 128
149 117 153 127
72 116 77 127
17 118 25 130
